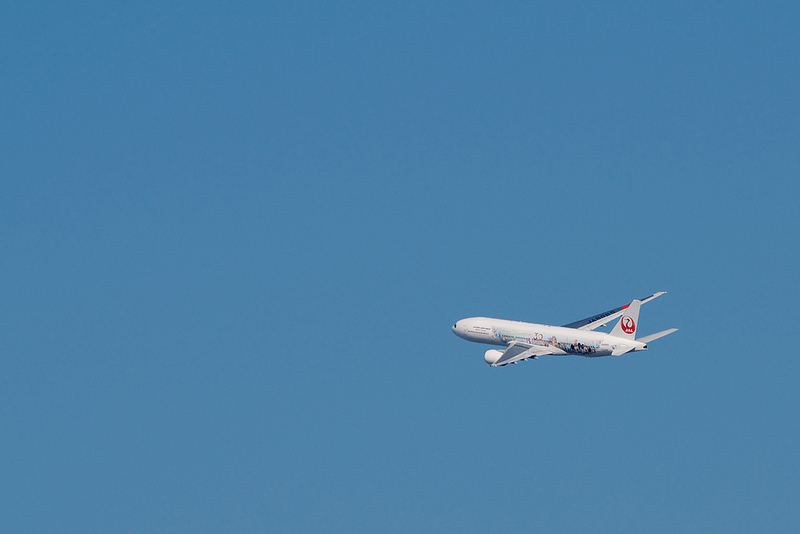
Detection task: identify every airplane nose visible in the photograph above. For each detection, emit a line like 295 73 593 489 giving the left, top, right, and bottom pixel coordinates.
452 321 466 339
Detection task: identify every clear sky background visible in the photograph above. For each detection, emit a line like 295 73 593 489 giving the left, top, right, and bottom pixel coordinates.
2 2 799 532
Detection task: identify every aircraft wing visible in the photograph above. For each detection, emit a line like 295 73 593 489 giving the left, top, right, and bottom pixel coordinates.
561 292 666 331
492 342 564 367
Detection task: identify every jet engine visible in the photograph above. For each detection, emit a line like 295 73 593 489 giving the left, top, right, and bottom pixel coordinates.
484 349 504 365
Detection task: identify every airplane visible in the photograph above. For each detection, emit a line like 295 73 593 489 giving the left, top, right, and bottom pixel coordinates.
452 292 677 367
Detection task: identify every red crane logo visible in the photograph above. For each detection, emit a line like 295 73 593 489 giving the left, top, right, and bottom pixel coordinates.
621 316 636 334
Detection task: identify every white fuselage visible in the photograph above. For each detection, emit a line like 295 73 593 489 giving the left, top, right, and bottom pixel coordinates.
452 317 646 357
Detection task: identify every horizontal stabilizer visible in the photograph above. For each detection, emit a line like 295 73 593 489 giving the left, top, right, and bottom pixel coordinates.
637 328 678 344
611 346 635 356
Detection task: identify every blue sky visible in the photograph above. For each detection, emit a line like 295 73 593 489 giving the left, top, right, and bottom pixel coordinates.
2 2 799 532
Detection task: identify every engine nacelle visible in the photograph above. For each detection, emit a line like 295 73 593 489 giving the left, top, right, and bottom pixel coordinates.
484 349 504 365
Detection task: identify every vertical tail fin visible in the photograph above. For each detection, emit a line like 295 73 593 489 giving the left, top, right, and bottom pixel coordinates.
609 299 641 340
